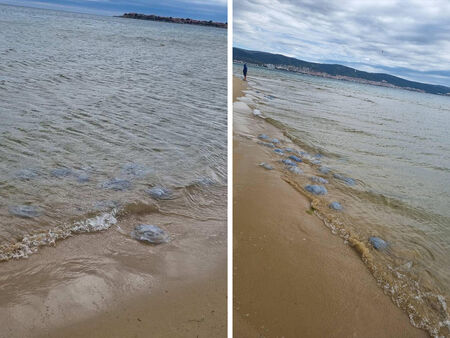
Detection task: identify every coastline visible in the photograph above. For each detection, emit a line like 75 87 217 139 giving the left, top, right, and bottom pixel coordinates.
233 49 450 96
232 76 427 337
0 199 226 337
233 75 247 101
119 13 227 29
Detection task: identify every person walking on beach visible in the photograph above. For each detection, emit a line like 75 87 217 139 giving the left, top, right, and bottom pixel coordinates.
243 63 248 81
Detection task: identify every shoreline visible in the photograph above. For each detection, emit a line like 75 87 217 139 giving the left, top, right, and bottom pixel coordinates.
0 199 226 337
119 13 227 29
233 76 427 337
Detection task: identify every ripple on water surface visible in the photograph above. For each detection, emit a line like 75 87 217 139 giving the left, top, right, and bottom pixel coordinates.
235 63 450 337
0 5 226 261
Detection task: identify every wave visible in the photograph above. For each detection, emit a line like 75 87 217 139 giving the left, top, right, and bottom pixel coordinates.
281 171 449 338
0 209 119 262
263 115 449 231
264 117 339 159
0 181 225 263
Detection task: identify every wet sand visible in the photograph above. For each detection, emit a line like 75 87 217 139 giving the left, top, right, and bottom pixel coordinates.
233 75 247 101
0 201 226 337
233 76 427 337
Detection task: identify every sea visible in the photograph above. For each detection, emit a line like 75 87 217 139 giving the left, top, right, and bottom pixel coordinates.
234 64 450 337
0 4 227 260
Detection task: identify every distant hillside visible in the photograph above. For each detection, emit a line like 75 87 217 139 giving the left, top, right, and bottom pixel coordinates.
234 48 450 95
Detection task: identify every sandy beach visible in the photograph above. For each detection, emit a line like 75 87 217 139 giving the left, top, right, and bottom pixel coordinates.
233 75 247 101
0 200 227 338
232 76 427 337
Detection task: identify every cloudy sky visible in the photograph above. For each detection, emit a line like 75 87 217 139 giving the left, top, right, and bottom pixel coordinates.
234 0 450 86
0 0 227 21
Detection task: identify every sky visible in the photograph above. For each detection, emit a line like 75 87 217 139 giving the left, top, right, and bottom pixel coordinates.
234 0 450 87
0 0 227 21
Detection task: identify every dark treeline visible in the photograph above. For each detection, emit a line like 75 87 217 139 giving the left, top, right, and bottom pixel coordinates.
120 13 227 29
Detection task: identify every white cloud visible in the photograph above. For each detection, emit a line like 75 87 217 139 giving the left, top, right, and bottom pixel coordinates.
234 0 450 86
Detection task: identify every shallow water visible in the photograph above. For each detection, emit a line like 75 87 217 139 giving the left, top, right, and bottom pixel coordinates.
234 64 450 337
0 4 226 259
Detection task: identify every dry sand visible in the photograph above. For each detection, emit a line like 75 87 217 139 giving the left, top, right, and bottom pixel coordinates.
0 199 226 337
233 76 427 337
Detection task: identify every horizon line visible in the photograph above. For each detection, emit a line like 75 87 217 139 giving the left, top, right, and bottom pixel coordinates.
233 46 450 90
